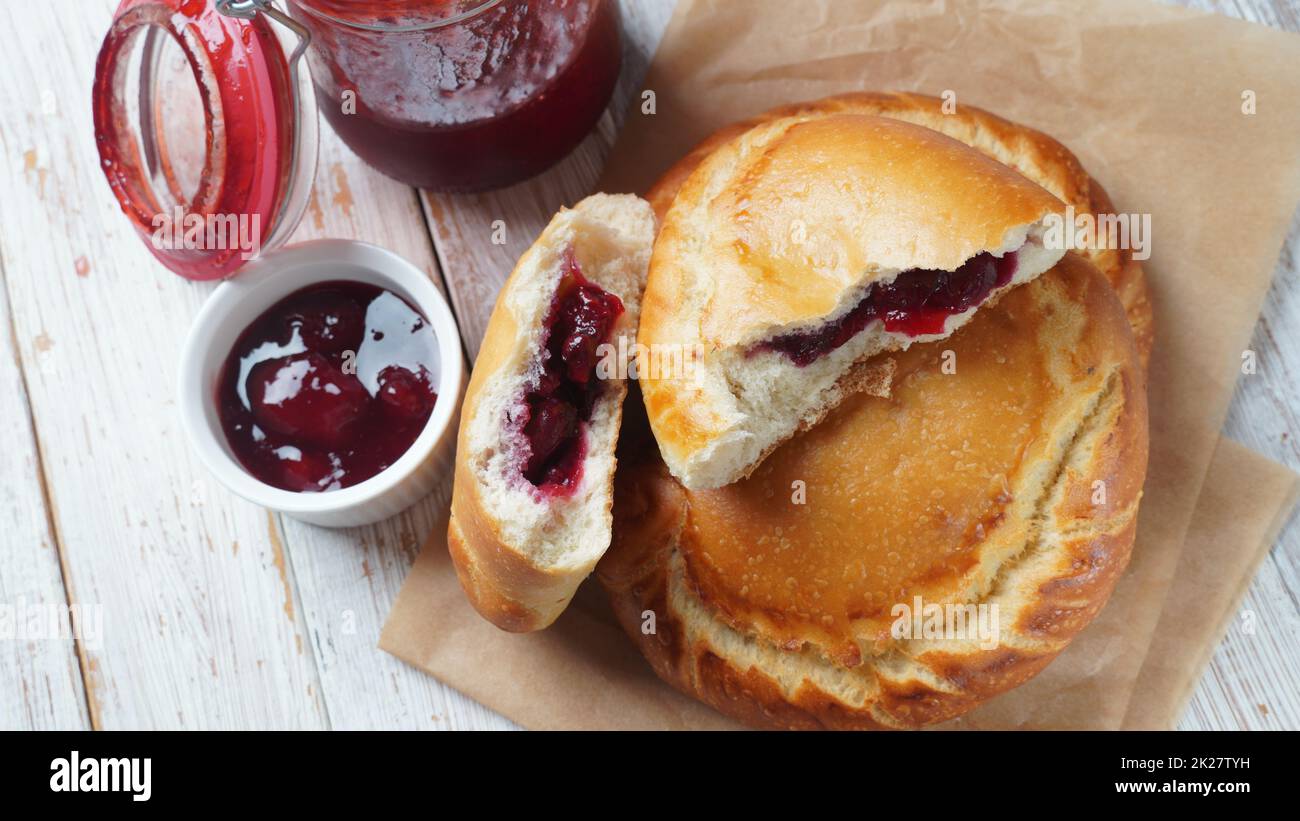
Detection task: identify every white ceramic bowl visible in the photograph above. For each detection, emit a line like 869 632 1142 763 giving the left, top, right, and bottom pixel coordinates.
179 240 465 528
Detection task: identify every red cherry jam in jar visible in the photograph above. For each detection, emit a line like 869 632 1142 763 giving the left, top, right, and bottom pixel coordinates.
287 0 623 191
217 281 439 492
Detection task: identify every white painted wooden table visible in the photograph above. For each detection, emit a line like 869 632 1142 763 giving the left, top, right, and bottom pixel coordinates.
1 0 1296 731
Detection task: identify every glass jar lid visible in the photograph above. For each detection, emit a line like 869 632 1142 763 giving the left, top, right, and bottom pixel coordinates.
92 0 318 280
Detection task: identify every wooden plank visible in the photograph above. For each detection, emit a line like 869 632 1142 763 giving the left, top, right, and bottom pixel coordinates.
0 1 326 729
0 263 89 730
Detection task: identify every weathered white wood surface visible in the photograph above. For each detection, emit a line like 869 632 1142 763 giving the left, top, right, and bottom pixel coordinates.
0 2 328 730
0 0 1294 731
0 247 89 730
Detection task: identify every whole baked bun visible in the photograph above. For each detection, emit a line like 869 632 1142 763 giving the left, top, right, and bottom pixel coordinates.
599 253 1148 729
640 113 1069 490
645 92 1153 367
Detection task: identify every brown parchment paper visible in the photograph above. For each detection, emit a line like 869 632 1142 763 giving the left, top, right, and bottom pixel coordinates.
1123 439 1300 730
381 0 1300 729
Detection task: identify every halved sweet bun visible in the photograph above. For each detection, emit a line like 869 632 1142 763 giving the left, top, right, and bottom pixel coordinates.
600 253 1149 729
639 113 1068 490
449 194 655 632
645 92 1153 367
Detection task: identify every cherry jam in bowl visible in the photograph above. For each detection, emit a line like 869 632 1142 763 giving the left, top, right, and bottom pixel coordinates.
179 240 464 528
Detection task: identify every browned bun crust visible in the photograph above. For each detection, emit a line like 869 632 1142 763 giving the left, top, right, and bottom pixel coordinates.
449 461 569 633
599 253 1148 729
645 92 1152 368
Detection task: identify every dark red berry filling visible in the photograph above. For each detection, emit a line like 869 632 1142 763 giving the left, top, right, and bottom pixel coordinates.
217 281 439 493
516 250 624 496
757 250 1019 367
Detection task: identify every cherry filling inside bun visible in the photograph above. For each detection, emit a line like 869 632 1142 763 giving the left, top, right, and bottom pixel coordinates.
518 250 625 495
448 193 654 633
758 251 1019 366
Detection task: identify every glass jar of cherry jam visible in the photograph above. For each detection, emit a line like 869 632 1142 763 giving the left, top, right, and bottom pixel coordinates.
287 0 623 191
93 0 622 280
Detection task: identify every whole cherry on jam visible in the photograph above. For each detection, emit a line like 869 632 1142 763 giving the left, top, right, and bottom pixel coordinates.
217 281 440 493
281 290 366 354
377 364 437 422
247 352 369 448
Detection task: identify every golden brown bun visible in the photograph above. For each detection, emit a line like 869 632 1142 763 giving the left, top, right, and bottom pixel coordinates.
599 253 1148 729
449 194 655 632
639 112 1069 489
645 92 1153 367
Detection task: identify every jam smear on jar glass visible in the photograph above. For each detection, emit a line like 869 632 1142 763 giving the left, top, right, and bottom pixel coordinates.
218 281 439 492
287 0 623 192
517 250 623 496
